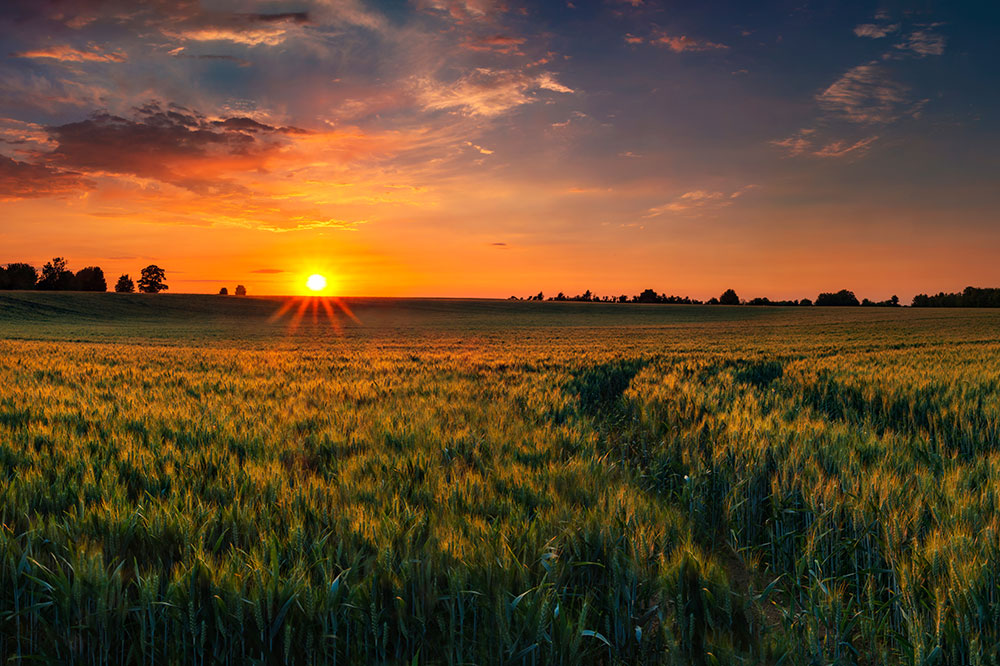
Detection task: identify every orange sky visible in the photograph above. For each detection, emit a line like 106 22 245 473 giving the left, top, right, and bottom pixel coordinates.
1 1 998 300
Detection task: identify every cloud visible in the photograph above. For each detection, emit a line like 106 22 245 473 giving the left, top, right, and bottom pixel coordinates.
43 103 303 192
251 268 286 273
817 63 908 124
165 27 291 47
771 128 815 157
649 33 728 53
812 135 879 158
0 154 91 200
644 186 753 217
772 128 878 159
465 141 494 154
416 68 574 117
853 23 899 38
10 45 127 63
896 30 946 57
462 34 526 54
417 0 505 24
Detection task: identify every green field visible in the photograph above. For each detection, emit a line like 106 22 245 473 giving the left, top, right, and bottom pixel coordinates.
2 292 1000 665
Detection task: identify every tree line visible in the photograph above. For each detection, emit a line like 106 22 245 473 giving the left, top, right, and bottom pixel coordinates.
910 286 1000 308
0 257 247 295
511 287 909 306
0 258 168 293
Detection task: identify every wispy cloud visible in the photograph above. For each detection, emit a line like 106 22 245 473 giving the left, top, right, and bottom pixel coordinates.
164 26 292 47
415 68 574 117
853 23 899 38
771 128 815 157
644 186 754 217
627 31 728 53
462 34 526 54
10 44 126 63
895 29 946 57
772 129 878 159
812 135 879 158
817 63 908 124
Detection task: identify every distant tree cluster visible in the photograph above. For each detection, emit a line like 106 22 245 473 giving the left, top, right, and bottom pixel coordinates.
513 288 705 304
219 285 247 296
511 287 907 307
745 297 812 306
862 295 900 307
0 258 167 293
816 289 860 306
911 287 1000 308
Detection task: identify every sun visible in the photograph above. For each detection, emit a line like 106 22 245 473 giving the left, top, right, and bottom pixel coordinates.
306 274 327 292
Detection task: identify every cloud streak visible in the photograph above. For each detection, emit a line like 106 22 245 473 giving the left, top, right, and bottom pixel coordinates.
0 155 91 200
11 45 127 63
817 63 908 124
644 186 754 217
416 68 574 117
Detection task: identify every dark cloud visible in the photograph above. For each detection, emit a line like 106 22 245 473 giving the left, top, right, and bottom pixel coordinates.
2 1 308 28
0 154 91 200
40 102 307 192
244 12 310 24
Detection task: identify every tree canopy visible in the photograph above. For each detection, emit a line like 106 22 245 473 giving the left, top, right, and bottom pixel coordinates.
137 265 168 293
115 274 135 293
816 289 860 306
37 257 75 291
75 266 107 292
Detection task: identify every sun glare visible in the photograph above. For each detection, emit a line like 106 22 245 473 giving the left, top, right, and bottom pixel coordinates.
306 274 327 292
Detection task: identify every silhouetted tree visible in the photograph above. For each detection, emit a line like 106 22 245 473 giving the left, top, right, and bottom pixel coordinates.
635 288 659 303
75 266 107 292
747 297 802 306
137 265 168 293
707 297 720 305
912 287 1000 307
235 284 246 296
816 289 860 306
719 289 740 305
2 263 39 290
115 274 135 293
799 298 813 306
219 287 229 295
37 257 75 290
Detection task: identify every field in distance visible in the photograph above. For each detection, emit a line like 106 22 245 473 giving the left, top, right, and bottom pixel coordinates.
1 292 999 664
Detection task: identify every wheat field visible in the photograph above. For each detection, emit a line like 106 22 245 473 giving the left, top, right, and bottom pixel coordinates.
1 293 999 664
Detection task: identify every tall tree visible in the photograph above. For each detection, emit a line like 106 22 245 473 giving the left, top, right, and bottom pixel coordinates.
137 265 168 293
75 266 107 292
115 274 135 293
37 257 75 290
3 263 38 289
719 289 740 305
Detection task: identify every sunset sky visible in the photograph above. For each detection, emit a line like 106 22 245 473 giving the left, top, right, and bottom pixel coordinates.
1 0 997 299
